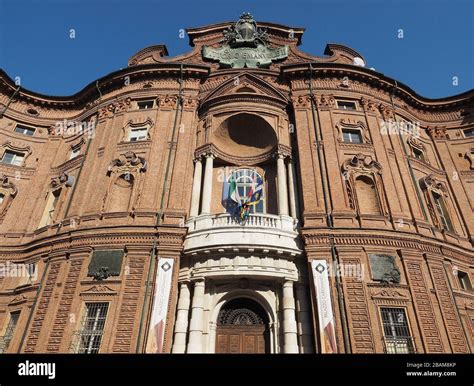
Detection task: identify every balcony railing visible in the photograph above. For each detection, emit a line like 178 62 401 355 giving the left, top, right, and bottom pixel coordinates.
383 336 416 354
186 213 298 232
184 213 301 255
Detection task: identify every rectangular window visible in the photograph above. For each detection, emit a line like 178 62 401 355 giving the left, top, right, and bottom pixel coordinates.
342 129 362 144
73 302 109 354
380 307 415 354
463 128 474 138
14 124 36 136
0 193 4 204
0 311 20 353
457 271 472 291
432 192 451 231
128 128 148 142
337 100 357 110
137 100 154 110
1 150 25 166
69 148 80 160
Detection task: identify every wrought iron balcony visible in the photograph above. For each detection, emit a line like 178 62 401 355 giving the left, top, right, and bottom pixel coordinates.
382 336 416 354
184 213 301 256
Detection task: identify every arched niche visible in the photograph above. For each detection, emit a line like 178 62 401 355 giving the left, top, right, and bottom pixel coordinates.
212 113 277 158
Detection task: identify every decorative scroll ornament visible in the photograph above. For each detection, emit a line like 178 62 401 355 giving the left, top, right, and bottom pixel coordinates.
202 13 288 68
407 135 426 152
51 172 74 189
419 174 447 195
0 174 18 197
342 153 382 174
426 126 449 140
107 151 147 175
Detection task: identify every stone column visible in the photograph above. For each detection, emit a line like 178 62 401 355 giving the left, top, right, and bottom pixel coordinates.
200 154 214 214
295 284 314 353
277 154 289 216
282 280 299 353
189 158 202 217
287 158 298 219
171 282 191 353
187 279 205 353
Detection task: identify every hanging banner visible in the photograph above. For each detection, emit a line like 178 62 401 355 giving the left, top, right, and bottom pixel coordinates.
146 257 174 353
311 260 338 353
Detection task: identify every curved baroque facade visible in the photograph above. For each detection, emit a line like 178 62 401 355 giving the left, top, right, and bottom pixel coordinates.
0 14 473 354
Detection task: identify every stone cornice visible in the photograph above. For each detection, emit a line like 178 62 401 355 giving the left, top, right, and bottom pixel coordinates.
0 64 209 109
301 229 474 263
281 63 474 112
0 226 186 261
195 143 281 165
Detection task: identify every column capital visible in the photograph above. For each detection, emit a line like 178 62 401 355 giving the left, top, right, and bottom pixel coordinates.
204 152 215 160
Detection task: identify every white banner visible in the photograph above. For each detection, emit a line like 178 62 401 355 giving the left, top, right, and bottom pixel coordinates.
146 257 174 353
311 260 338 353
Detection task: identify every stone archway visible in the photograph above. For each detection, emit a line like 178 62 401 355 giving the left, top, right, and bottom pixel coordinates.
215 298 270 354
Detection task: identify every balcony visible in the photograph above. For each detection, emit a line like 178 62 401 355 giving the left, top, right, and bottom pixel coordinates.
184 213 302 256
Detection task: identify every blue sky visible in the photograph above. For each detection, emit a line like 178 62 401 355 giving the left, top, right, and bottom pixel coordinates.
0 0 472 98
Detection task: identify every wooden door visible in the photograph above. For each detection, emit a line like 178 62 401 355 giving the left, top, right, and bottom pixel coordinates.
216 326 266 353
215 299 269 354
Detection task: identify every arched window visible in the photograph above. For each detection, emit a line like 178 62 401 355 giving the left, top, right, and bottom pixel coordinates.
109 174 134 212
226 169 264 214
355 175 380 214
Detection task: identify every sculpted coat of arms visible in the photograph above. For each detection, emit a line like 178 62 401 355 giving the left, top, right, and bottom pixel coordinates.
202 12 288 68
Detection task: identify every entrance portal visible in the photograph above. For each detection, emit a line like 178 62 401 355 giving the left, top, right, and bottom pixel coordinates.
215 298 270 354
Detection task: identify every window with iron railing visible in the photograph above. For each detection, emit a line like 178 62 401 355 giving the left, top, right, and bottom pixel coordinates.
380 307 415 354
0 311 20 353
71 302 108 354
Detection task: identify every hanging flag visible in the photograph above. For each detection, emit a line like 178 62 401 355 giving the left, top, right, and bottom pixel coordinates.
145 258 174 353
247 173 264 206
228 174 240 205
311 260 338 353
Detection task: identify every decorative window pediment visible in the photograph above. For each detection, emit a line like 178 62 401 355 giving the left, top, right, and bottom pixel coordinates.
50 172 75 189
200 73 288 110
1 142 32 166
122 118 154 142
342 154 387 215
103 152 147 213
342 153 382 174
107 151 147 175
419 175 447 196
336 119 372 145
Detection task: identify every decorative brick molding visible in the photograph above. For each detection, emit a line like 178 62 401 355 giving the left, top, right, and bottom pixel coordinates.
46 259 83 352
111 252 147 352
24 262 62 352
404 260 444 353
428 263 469 353
340 257 375 353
